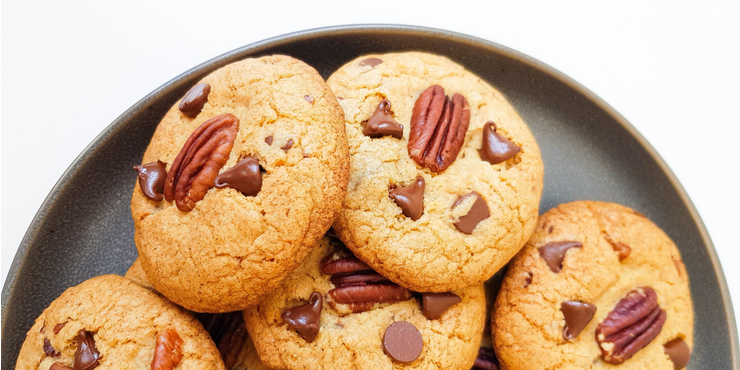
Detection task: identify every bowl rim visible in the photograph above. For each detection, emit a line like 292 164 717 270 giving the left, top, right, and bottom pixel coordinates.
2 23 737 367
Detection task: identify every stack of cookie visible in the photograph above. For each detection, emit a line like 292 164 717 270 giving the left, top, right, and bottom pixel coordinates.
15 52 693 370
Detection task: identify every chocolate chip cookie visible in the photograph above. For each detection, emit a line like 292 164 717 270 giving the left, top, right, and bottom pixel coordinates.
131 55 349 312
14 275 226 370
243 234 487 370
326 52 543 292
493 201 693 369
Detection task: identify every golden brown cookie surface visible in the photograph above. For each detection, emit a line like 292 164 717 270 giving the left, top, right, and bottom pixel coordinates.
327 52 543 292
15 275 226 370
493 201 693 369
131 55 349 312
244 236 487 370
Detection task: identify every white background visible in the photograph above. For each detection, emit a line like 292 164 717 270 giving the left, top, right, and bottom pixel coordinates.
2 0 739 330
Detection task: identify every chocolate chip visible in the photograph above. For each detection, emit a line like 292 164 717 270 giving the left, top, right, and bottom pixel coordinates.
44 338 59 357
523 272 533 287
472 347 499 370
363 99 403 139
359 57 383 67
134 161 167 202
664 338 691 369
304 95 314 104
561 300 596 341
452 192 490 234
214 157 262 197
281 292 323 343
480 121 521 164
178 83 211 118
73 330 100 370
389 176 425 221
50 363 73 370
383 321 423 363
265 136 273 145
281 139 294 152
421 292 462 320
538 241 582 273
53 322 66 334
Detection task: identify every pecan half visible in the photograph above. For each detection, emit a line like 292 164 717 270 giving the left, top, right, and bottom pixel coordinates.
164 114 239 212
408 85 470 172
321 252 412 313
595 287 666 365
151 329 183 370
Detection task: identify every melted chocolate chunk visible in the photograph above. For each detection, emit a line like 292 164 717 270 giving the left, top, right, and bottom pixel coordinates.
282 292 323 343
44 338 59 357
53 322 66 334
50 363 73 370
538 241 582 273
561 300 596 341
452 192 490 234
472 347 499 370
664 338 691 369
389 176 425 221
480 121 521 164
363 99 403 139
178 83 211 118
281 139 294 152
422 292 462 320
304 95 314 104
359 57 383 67
214 157 262 196
73 330 100 370
134 161 167 202
383 321 423 363
265 136 273 145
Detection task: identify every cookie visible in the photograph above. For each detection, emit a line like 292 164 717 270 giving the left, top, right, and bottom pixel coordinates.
125 259 271 370
493 201 693 369
131 55 349 312
244 234 487 370
326 52 543 292
14 275 226 370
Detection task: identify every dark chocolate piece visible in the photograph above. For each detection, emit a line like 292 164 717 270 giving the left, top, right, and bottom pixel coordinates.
389 175 425 221
134 161 167 202
178 83 211 117
383 321 423 363
281 292 323 343
422 292 462 320
561 300 597 340
479 121 521 164
452 192 490 234
538 241 582 273
214 157 262 197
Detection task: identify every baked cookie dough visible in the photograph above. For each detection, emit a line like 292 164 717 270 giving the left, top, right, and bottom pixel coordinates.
244 234 487 370
327 52 543 292
125 259 272 370
14 275 226 370
131 55 349 312
493 201 693 369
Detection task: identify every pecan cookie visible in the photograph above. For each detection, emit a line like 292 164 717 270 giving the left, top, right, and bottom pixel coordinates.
14 275 226 370
243 234 487 370
493 201 693 369
326 52 543 292
131 55 349 312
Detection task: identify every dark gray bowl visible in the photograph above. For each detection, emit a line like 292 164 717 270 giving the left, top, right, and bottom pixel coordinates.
2 25 737 369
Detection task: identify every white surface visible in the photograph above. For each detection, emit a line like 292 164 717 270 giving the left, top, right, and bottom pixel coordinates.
2 0 738 329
